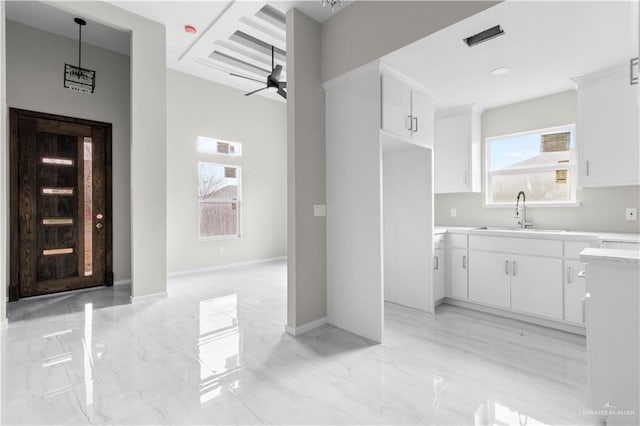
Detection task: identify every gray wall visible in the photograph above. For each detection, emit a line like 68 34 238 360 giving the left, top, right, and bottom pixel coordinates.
6 20 132 282
166 70 286 273
321 1 499 82
286 9 326 329
435 90 640 233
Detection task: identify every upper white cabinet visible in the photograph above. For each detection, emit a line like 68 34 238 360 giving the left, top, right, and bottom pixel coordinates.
575 66 640 187
381 72 434 147
434 106 481 194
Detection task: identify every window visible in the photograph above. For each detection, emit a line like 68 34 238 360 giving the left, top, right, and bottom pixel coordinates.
485 125 576 206
197 136 242 157
198 162 241 238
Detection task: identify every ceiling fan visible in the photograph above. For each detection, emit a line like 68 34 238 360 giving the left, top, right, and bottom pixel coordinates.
230 46 287 100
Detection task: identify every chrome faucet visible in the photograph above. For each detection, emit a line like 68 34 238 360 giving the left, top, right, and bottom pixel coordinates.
515 191 532 229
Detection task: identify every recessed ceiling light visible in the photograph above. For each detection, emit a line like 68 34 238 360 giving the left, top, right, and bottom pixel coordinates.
184 25 197 34
490 67 512 76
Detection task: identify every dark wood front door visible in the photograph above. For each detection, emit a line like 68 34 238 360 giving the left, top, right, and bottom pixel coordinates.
10 109 113 300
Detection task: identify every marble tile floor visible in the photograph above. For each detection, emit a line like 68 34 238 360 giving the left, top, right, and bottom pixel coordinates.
0 260 593 425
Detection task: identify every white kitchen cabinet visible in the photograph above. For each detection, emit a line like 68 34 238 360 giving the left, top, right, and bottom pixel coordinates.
468 250 511 308
434 106 481 194
449 248 468 299
575 66 640 187
510 255 563 320
564 259 587 324
434 248 445 302
381 72 434 147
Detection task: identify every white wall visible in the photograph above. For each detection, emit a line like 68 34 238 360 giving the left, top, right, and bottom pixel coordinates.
383 137 433 313
286 10 327 330
434 90 640 233
166 70 286 273
5 20 131 282
325 63 383 342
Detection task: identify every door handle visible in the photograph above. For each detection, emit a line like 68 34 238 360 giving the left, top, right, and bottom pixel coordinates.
585 160 590 176
407 115 413 131
412 116 418 133
567 267 572 284
462 255 467 269
512 261 517 276
505 260 510 275
434 255 439 270
96 223 103 229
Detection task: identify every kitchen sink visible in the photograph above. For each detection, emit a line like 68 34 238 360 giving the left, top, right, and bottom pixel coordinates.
474 226 566 233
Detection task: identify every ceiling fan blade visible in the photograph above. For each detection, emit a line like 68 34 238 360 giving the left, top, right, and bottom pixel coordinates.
230 73 265 84
277 87 287 100
278 81 287 89
244 86 267 96
271 65 282 81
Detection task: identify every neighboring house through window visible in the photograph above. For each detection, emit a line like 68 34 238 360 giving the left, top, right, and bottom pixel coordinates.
197 137 242 239
485 125 576 206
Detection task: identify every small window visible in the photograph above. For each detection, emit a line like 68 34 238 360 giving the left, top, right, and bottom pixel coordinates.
485 125 576 206
197 137 242 157
198 162 241 239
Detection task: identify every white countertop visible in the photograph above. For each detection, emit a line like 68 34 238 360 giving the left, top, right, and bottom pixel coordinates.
434 225 640 243
580 247 640 264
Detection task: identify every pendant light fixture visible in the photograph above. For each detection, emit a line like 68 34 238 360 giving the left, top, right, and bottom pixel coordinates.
321 0 343 13
64 17 96 94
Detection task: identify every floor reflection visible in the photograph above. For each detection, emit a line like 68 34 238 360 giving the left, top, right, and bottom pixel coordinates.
83 303 93 406
198 294 241 405
475 400 547 425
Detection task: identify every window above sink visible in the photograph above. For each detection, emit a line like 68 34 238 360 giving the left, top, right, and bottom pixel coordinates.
485 124 578 207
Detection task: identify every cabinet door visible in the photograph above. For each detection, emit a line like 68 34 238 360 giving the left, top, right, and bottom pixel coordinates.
468 251 510 308
433 248 445 302
411 90 434 147
449 248 468 299
434 113 471 193
381 73 412 139
578 74 640 187
510 255 562 319
564 259 587 324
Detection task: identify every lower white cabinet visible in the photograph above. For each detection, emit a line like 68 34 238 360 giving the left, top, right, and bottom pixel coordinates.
468 250 563 319
449 247 468 299
468 251 510 308
434 248 445 302
510 255 562 320
564 259 587 324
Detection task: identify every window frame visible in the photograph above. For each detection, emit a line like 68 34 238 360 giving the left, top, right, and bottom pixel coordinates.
197 161 242 241
484 124 579 208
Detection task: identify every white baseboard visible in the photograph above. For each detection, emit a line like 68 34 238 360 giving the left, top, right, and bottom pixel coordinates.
285 316 328 336
130 291 168 304
113 279 131 287
442 298 586 336
167 256 287 278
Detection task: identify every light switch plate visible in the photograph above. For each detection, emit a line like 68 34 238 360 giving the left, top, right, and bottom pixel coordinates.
451 208 457 218
626 208 637 221
314 204 326 217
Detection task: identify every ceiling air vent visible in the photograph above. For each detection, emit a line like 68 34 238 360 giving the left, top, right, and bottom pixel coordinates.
463 25 505 47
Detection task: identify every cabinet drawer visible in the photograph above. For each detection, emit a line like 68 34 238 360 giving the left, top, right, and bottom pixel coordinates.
565 241 594 260
469 235 562 257
449 233 468 248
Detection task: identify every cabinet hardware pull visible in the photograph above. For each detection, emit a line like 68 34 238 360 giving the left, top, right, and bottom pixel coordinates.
462 255 467 269
505 260 510 275
582 292 591 323
512 261 517 276
412 116 418 133
586 160 590 176
407 115 413 131
567 267 572 284
434 256 439 270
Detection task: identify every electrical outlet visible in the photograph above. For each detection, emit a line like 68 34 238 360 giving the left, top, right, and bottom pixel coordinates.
626 208 637 221
451 208 457 218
